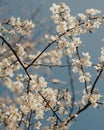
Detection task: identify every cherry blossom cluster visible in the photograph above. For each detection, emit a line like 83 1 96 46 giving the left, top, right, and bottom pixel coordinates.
0 16 35 41
0 2 104 130
82 86 102 108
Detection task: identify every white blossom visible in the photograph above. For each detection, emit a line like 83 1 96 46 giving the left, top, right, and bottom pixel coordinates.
50 3 60 14
99 47 104 63
86 9 101 16
0 2 104 130
78 13 87 21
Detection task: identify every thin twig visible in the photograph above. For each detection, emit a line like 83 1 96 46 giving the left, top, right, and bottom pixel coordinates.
65 102 91 126
76 47 88 94
31 63 73 67
27 110 32 130
26 42 55 69
38 91 62 123
26 16 101 68
91 68 103 94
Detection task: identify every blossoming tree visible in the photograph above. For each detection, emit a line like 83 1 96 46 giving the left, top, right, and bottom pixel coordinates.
0 2 104 130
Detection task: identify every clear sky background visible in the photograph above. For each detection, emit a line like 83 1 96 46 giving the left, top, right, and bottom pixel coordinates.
0 0 104 130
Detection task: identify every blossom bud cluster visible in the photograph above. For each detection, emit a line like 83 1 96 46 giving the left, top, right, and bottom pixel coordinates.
86 9 101 16
0 43 27 79
82 87 101 108
99 47 104 64
9 16 35 35
0 51 19 78
72 52 92 82
0 105 22 130
50 2 103 36
45 2 104 70
0 16 35 40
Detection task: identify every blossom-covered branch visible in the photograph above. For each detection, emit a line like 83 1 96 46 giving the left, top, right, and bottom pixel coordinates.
0 2 104 130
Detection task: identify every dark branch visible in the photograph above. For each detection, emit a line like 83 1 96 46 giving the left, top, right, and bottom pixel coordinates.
0 36 31 80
